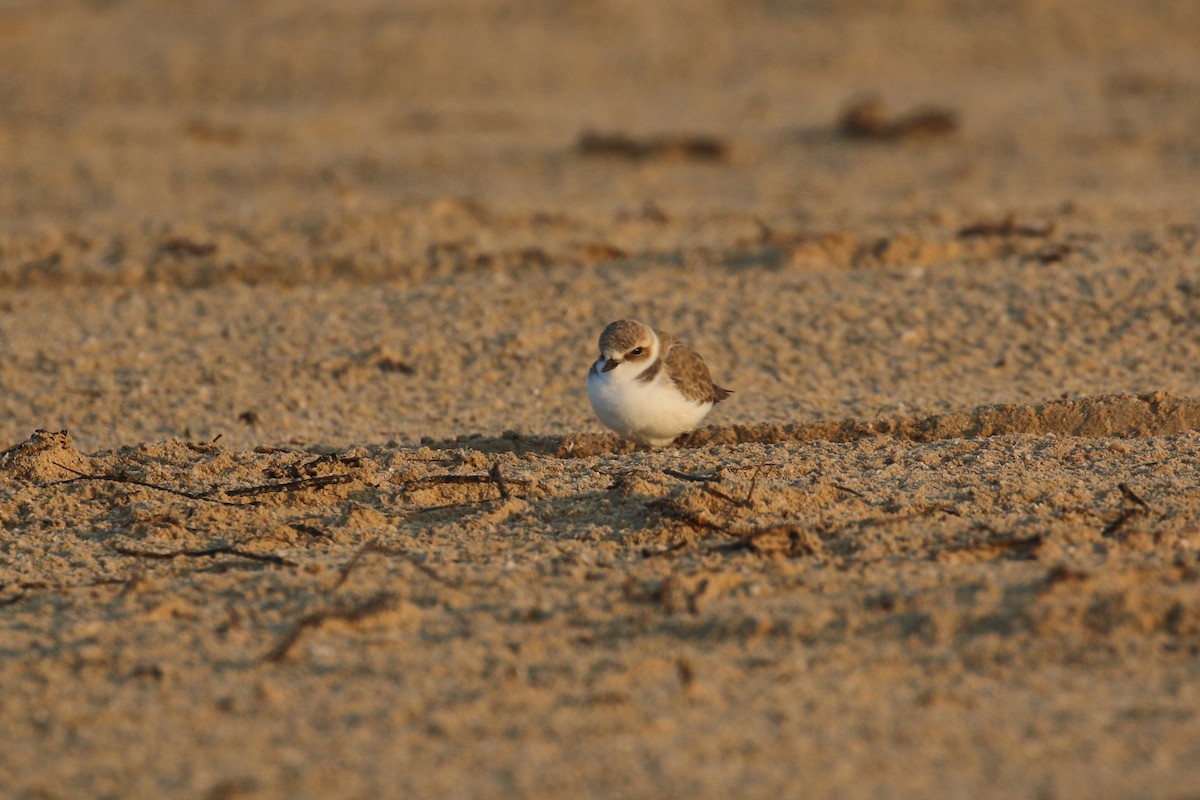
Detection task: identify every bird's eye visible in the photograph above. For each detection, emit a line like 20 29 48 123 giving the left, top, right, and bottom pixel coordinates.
630 347 644 356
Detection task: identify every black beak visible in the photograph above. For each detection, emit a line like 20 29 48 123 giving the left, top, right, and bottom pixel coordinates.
601 358 619 372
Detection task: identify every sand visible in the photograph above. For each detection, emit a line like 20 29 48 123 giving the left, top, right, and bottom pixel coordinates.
2 1 1200 797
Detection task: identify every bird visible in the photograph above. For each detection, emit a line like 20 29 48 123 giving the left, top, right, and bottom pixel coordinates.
586 319 732 446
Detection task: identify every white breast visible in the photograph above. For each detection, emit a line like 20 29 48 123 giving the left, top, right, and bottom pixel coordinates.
587 361 714 446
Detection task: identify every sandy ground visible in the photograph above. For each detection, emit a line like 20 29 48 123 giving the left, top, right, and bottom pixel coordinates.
3 1 1200 798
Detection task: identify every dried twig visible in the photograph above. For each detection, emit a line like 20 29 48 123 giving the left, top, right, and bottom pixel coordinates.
745 466 764 507
287 522 329 538
578 131 728 161
662 509 740 535
488 462 511 500
51 462 248 506
699 484 749 508
707 525 821 557
678 467 765 509
404 474 495 487
405 466 523 514
1102 483 1152 537
663 468 721 483
403 472 527 491
883 501 961 519
409 497 499 514
940 528 1043 558
112 543 294 566
957 214 1054 239
838 97 958 141
1118 482 1151 512
221 474 353 498
1102 508 1142 538
301 452 361 469
264 592 395 663
52 460 353 505
1038 563 1091 594
333 539 459 590
640 541 693 559
0 576 130 607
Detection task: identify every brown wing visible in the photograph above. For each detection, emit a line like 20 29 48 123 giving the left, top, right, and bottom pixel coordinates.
663 340 732 404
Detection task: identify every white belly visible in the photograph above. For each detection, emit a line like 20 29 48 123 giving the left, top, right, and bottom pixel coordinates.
587 369 713 446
